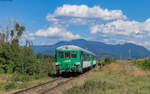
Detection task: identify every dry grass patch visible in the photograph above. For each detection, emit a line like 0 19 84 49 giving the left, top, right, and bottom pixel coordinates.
101 60 150 77
0 74 12 83
0 74 54 94
65 60 150 94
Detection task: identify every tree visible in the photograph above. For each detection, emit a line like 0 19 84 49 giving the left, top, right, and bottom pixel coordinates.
0 21 56 77
0 21 25 45
12 23 25 44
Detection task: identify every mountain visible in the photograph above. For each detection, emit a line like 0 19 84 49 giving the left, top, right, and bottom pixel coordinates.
32 39 150 59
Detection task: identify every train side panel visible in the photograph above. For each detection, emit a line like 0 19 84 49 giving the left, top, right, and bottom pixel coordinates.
80 51 95 70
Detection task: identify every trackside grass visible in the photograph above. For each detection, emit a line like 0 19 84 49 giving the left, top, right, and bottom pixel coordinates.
0 74 54 94
65 60 150 94
133 58 150 70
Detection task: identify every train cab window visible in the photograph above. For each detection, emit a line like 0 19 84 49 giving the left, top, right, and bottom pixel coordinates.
65 52 70 58
58 52 64 58
71 52 77 58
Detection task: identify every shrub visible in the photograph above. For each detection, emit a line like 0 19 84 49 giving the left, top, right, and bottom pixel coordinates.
0 43 37 75
96 60 105 67
133 59 150 70
4 82 17 90
0 43 56 76
11 74 32 82
104 56 111 64
96 57 112 67
0 22 56 81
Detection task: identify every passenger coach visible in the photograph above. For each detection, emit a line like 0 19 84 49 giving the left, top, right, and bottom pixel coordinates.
55 45 96 74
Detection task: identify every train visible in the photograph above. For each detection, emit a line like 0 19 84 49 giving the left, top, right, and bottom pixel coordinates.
55 45 96 74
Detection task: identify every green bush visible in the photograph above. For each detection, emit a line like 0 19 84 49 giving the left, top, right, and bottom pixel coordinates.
96 57 112 67
0 22 56 82
0 43 37 74
104 56 111 64
0 43 56 77
96 60 104 67
133 59 150 70
11 74 31 82
4 82 17 90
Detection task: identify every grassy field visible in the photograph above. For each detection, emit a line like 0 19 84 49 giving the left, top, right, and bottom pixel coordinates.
0 74 55 94
1 60 150 94
65 60 150 94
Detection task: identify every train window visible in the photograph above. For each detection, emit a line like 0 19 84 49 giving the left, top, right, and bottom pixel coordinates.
87 55 90 61
84 54 87 61
58 52 64 58
85 54 89 61
71 52 77 58
65 52 70 58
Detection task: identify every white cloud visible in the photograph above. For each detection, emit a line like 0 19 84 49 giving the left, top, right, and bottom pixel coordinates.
46 14 88 25
35 27 80 40
89 18 150 49
46 14 58 22
53 4 127 20
26 4 150 50
90 25 100 34
90 20 139 35
21 32 35 41
142 19 150 32
36 27 62 37
20 32 35 45
46 4 127 26
90 19 150 37
69 17 87 25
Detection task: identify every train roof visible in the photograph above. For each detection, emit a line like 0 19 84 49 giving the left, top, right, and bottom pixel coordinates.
56 45 96 56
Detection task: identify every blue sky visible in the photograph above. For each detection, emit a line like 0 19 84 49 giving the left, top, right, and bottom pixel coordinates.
0 0 150 49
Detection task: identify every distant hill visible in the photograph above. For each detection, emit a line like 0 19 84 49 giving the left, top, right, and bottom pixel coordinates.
32 39 150 59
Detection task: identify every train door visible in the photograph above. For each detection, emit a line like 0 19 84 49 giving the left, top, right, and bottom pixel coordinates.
90 55 93 68
80 51 83 67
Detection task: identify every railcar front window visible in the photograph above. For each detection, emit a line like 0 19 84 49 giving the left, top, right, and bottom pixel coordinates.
58 52 64 58
65 52 70 58
71 52 77 58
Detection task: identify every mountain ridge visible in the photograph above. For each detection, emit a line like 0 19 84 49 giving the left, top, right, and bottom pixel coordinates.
32 39 150 59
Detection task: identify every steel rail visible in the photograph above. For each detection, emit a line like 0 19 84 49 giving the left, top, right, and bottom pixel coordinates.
13 78 62 94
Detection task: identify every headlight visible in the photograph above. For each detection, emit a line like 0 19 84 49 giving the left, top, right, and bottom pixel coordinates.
75 62 80 65
56 62 60 65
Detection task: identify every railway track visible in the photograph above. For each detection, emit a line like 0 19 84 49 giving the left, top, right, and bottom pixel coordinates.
13 66 99 94
41 66 99 94
41 78 73 94
13 77 64 94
